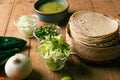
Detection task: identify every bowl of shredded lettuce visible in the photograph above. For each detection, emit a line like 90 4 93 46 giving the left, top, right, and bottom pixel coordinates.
14 15 39 38
37 35 71 71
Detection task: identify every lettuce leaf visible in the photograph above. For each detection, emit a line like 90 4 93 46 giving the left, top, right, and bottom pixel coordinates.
37 35 71 62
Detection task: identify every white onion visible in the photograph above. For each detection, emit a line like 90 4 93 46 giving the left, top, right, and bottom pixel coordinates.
5 53 32 80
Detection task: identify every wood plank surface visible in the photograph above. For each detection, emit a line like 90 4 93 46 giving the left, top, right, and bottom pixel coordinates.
0 0 15 36
5 0 35 57
0 0 120 80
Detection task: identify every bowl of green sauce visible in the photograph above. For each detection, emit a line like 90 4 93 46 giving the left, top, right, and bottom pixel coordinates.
34 0 69 23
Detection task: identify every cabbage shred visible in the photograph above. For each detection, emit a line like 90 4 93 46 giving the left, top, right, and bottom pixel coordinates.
37 35 71 62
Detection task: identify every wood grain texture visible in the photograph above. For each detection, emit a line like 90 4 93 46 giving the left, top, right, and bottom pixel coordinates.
5 0 35 56
0 0 15 36
91 0 119 17
0 0 120 80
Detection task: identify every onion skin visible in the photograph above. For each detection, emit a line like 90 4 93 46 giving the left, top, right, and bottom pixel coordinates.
5 53 32 80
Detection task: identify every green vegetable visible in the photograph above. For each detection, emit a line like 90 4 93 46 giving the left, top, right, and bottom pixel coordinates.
61 76 72 80
34 24 58 40
0 36 27 50
36 25 71 71
0 58 9 67
37 35 71 71
45 58 66 71
37 35 71 63
0 48 19 66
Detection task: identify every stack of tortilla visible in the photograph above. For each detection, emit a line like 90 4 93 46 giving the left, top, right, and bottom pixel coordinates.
66 11 120 62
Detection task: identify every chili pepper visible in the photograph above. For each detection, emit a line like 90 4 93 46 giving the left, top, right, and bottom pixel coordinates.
0 36 27 51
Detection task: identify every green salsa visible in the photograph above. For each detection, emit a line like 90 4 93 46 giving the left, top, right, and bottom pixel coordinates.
38 2 67 13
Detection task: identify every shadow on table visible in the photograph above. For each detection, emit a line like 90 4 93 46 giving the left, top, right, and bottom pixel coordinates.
25 69 43 80
58 12 73 27
61 54 120 80
80 56 120 68
61 54 93 80
0 67 6 77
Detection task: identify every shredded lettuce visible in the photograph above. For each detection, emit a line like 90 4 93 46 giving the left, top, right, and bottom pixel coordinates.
36 25 71 71
37 35 71 62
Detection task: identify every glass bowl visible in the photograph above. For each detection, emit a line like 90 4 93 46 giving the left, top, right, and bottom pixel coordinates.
33 24 62 41
14 14 39 38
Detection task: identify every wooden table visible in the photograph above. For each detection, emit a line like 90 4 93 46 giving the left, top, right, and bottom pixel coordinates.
0 0 120 80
